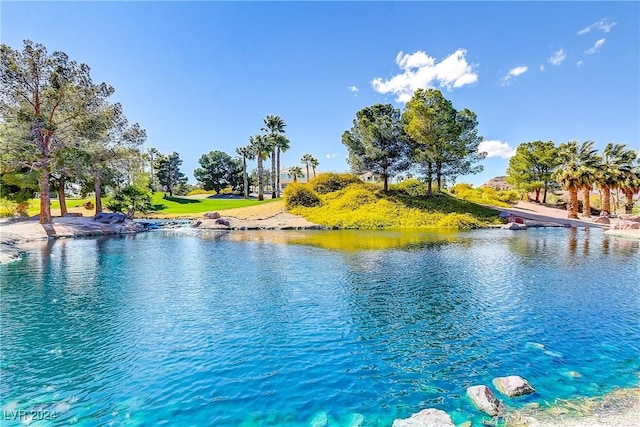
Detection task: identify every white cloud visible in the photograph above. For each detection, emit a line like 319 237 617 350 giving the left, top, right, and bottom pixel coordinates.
540 65 545 71
371 49 478 102
325 153 337 159
576 60 584 67
479 140 516 159
577 19 617 35
548 49 566 66
500 66 528 86
585 38 606 54
348 85 359 93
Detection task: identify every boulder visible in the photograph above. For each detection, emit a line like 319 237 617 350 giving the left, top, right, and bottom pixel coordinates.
466 385 505 416
204 211 221 219
618 214 640 222
593 216 610 224
612 220 640 230
84 201 94 210
63 212 83 217
502 222 527 230
492 376 535 397
215 218 230 227
392 408 454 427
94 212 126 224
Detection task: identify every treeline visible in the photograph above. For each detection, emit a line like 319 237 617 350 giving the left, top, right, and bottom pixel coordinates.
342 89 485 194
506 141 640 218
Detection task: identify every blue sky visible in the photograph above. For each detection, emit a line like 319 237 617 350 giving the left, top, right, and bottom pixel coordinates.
2 1 639 186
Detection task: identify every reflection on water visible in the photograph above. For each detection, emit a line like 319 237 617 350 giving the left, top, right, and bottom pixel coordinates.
1 228 639 426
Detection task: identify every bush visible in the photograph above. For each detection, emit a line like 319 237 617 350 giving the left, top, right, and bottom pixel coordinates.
390 179 431 197
106 185 153 218
186 188 215 196
284 183 321 209
311 173 362 194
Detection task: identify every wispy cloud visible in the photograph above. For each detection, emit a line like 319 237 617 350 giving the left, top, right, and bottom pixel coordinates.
548 49 566 66
500 66 528 86
371 49 478 102
540 65 546 72
325 153 337 159
478 140 516 159
576 61 584 67
577 19 617 35
585 38 606 54
348 85 359 96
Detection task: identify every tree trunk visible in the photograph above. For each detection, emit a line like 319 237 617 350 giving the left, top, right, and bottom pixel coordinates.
58 176 68 216
600 185 611 216
243 157 248 199
276 148 281 197
582 187 591 218
39 167 52 224
306 164 310 183
312 167 316 179
568 188 579 219
94 172 103 214
258 157 264 201
534 188 540 203
624 189 634 214
271 151 276 199
383 176 389 192
542 182 548 204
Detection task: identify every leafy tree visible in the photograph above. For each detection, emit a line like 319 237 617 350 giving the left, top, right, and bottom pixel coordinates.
342 103 409 192
155 151 187 196
106 185 152 218
147 147 160 192
553 141 599 219
236 145 255 198
288 166 304 183
300 154 316 183
506 141 558 203
273 135 290 196
597 143 635 216
262 115 286 198
620 155 640 214
249 134 270 201
1 40 117 223
0 170 38 216
194 150 242 194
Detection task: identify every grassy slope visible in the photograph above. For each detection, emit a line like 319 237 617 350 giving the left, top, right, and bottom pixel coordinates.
288 182 503 230
1 193 279 218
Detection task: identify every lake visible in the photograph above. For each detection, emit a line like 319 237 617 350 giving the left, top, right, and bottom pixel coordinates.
1 228 639 426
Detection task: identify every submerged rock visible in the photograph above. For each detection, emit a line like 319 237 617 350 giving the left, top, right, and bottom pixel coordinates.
492 376 535 397
392 408 454 427
467 385 505 416
309 411 328 427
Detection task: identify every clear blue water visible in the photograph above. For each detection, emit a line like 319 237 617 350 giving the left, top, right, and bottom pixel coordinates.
1 228 639 426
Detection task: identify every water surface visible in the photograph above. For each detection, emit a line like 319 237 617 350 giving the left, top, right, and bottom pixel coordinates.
1 228 638 425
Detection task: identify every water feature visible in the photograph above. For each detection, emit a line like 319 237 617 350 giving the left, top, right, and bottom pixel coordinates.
1 228 638 425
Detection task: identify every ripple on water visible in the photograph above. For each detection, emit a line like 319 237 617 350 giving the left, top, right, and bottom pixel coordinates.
0 228 638 425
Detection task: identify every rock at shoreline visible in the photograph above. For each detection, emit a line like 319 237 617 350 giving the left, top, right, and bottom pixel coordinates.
392 408 454 427
618 214 640 222
502 222 527 230
204 211 221 219
492 376 535 397
215 218 230 227
612 220 640 230
593 216 610 224
94 212 126 224
467 385 505 416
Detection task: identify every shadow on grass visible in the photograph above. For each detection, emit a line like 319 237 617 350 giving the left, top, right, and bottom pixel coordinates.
152 204 167 211
164 196 202 205
387 191 500 221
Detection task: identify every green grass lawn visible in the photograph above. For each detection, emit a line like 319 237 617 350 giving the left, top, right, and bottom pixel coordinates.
1 193 279 217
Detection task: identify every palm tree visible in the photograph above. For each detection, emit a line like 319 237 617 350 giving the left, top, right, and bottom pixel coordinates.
579 167 598 219
262 115 286 199
236 145 255 199
249 135 270 201
597 143 632 216
273 135 290 197
553 141 599 219
300 154 314 183
620 154 640 214
288 166 304 183
310 156 319 179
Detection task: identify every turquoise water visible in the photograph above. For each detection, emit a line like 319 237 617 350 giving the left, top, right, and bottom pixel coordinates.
1 228 639 426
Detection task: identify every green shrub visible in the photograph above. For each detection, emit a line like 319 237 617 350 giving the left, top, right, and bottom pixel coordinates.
284 183 321 209
311 173 362 194
390 179 431 197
